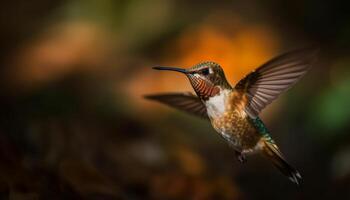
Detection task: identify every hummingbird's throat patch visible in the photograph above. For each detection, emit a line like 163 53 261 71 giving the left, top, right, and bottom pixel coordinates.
189 76 220 100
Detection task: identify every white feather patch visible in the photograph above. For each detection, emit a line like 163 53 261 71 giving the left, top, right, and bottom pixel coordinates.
205 89 230 118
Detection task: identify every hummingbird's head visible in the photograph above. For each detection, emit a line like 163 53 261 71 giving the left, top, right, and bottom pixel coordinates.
153 61 231 100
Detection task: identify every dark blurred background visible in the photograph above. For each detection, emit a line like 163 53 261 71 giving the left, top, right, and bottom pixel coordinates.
0 0 349 199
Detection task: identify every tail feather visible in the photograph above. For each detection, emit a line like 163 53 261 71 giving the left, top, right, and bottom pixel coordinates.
262 140 302 185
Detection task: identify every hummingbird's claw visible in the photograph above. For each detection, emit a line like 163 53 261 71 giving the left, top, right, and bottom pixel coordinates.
235 151 247 164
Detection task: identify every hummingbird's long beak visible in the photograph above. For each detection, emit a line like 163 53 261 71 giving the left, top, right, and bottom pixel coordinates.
152 66 187 74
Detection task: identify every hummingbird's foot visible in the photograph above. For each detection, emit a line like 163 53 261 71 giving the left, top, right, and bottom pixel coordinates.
235 151 247 163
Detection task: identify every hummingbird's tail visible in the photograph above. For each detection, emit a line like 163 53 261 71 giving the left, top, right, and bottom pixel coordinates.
261 140 302 185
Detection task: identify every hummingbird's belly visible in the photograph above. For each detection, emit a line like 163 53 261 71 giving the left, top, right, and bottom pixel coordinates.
210 110 261 151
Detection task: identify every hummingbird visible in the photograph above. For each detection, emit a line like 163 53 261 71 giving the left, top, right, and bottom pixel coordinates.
145 48 318 185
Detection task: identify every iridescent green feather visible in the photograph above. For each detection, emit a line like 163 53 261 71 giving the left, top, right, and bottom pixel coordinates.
250 117 274 143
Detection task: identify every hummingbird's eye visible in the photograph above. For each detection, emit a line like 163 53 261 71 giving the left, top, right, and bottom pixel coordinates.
201 68 209 75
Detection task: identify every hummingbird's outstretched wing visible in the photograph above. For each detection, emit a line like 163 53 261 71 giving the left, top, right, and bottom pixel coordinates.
235 48 319 118
144 93 208 119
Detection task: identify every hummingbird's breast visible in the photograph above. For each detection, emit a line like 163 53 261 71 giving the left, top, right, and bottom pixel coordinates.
204 88 230 118
204 89 247 119
205 90 261 150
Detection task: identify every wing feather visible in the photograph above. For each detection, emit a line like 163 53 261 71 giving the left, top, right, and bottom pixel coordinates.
144 92 208 119
235 48 318 118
